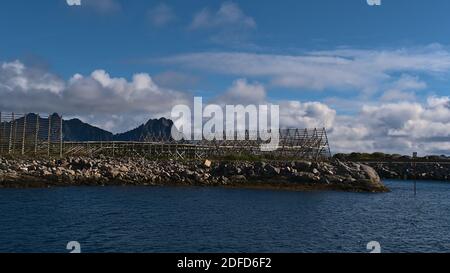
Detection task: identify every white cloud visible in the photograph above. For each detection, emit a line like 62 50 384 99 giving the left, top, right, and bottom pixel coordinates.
380 90 416 102
66 0 81 6
329 98 450 155
0 61 65 94
380 74 425 102
2 59 450 155
204 76 450 155
164 45 450 94
392 74 427 90
0 60 190 132
279 101 336 129
148 3 176 27
189 2 256 46
190 1 256 30
210 78 450 155
215 78 266 105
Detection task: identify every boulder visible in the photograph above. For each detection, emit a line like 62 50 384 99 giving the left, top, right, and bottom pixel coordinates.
265 165 281 175
230 175 247 182
295 161 312 172
360 164 381 184
295 172 320 183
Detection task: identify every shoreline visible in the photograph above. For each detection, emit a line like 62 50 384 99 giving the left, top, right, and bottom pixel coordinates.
0 156 389 193
366 162 450 182
0 177 387 193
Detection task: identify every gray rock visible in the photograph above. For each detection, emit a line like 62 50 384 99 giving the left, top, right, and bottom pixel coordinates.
295 161 312 171
360 164 381 184
266 165 281 175
230 175 247 182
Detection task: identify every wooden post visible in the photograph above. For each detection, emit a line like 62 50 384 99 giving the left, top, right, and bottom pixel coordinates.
2 118 7 155
35 114 40 155
60 115 63 158
8 113 14 154
13 114 18 152
48 114 52 157
21 114 27 155
2 121 6 154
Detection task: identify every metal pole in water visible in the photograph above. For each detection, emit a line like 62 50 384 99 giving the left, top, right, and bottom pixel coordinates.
413 152 417 196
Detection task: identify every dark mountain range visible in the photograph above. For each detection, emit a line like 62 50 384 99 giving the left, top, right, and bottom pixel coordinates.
0 113 175 142
64 117 174 141
63 118 114 141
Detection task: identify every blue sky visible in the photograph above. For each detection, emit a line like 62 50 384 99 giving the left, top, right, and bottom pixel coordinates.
1 0 450 154
2 1 449 79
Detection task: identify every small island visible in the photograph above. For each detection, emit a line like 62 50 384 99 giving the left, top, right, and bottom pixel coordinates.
0 156 388 192
3 114 448 193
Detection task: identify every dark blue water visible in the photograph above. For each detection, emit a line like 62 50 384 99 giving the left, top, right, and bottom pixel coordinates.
0 180 449 253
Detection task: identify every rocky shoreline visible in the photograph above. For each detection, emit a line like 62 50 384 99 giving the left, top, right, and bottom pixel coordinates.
367 162 450 181
0 156 388 192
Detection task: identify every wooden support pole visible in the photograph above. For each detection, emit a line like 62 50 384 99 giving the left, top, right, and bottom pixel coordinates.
2 119 7 155
2 121 6 154
8 113 14 154
48 114 52 157
13 114 18 152
22 114 27 155
35 114 40 155
60 115 63 158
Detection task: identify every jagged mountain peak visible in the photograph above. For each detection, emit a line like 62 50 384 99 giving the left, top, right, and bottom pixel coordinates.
113 118 174 141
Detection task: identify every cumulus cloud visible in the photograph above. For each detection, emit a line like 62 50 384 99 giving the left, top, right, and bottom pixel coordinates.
279 101 336 129
0 60 190 132
198 75 450 155
212 78 336 132
329 98 450 155
164 45 450 94
208 77 450 155
2 59 450 155
0 61 65 94
215 79 266 105
147 3 176 27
